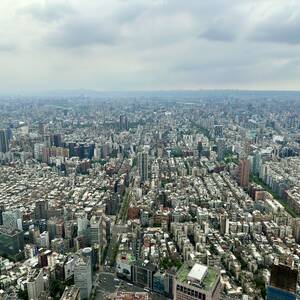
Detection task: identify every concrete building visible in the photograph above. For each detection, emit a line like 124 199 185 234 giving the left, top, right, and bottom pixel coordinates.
132 260 156 289
2 210 22 231
74 256 92 300
27 269 44 300
238 159 250 188
266 264 298 300
47 217 64 241
217 139 226 162
90 216 101 246
174 263 221 300
0 226 24 260
138 152 148 183
35 200 48 220
0 129 9 153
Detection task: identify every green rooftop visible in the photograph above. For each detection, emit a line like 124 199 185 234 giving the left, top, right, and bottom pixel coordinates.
202 267 218 291
177 263 190 282
176 263 219 292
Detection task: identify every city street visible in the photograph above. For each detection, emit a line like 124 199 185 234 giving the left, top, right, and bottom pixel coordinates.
94 272 170 300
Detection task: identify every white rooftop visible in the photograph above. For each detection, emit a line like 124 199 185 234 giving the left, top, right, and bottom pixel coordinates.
188 263 208 283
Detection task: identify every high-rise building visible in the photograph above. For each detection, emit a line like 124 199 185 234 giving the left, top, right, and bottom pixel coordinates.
238 158 250 188
292 218 300 243
132 260 156 288
174 263 221 300
47 217 64 241
217 139 226 162
36 231 50 248
74 256 92 300
34 143 44 161
6 127 13 141
252 151 262 175
0 226 24 260
214 125 223 138
43 134 52 147
105 194 120 215
2 209 22 230
82 247 94 274
27 268 44 300
219 212 229 236
53 133 63 147
90 216 101 246
35 200 49 220
0 129 9 153
138 151 148 182
77 212 89 237
267 264 298 300
120 115 129 131
0 205 4 225
197 141 203 157
38 122 45 135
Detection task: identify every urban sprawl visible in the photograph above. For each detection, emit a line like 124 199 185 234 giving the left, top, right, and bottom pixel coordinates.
0 91 300 300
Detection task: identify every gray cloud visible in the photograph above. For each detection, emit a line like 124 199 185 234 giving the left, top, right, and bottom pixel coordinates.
20 2 75 22
113 2 148 24
1 0 300 91
47 18 119 48
251 14 300 45
199 27 237 42
0 43 16 52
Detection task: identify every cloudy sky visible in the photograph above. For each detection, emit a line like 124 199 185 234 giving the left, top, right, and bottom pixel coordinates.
1 0 300 92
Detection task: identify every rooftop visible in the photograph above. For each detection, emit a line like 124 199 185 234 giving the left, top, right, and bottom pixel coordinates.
176 263 219 292
188 263 208 282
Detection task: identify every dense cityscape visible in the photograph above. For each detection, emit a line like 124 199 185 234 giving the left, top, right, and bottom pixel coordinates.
0 91 300 300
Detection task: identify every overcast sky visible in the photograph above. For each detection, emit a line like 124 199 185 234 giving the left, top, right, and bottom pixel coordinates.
1 0 300 92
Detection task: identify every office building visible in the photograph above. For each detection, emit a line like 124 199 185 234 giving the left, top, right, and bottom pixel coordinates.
132 260 156 289
238 159 250 188
27 269 44 300
217 139 226 162
35 200 49 220
138 152 148 183
0 205 4 225
47 217 64 241
74 256 92 300
267 264 298 300
219 212 229 236
53 133 63 147
252 151 262 175
0 226 24 260
214 125 223 138
77 212 89 236
197 141 203 157
33 143 44 161
0 129 9 153
90 215 101 246
120 115 128 131
2 209 22 231
174 263 221 300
